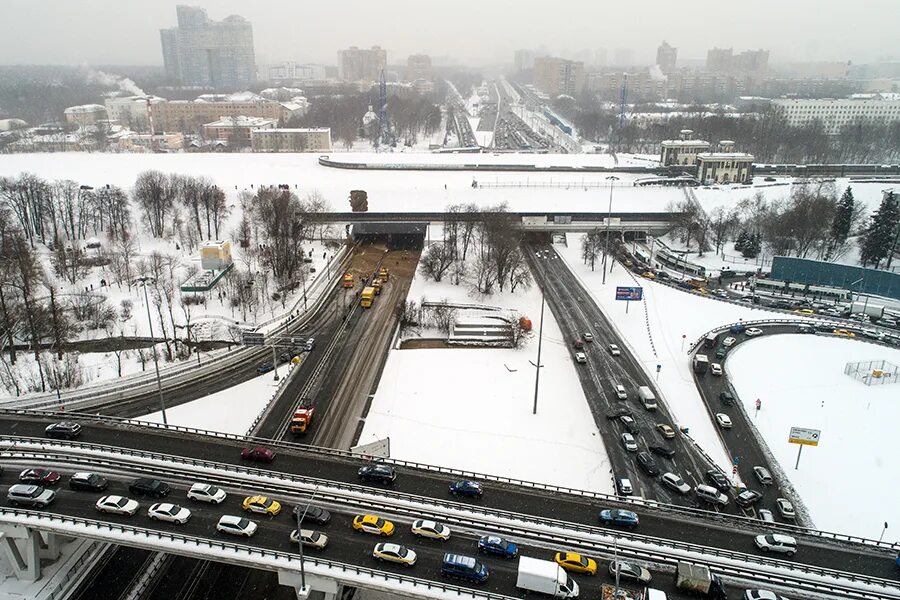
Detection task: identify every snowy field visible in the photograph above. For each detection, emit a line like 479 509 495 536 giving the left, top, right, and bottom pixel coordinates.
557 233 798 473
727 335 900 543
357 248 614 493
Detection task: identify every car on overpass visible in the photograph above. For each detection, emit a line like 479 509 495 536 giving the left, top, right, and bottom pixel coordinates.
292 504 331 525
256 362 275 374
656 423 676 439
96 495 139 516
608 344 621 356
411 519 451 541
744 591 789 600
754 533 798 556
128 478 170 498
449 480 484 498
621 433 638 452
241 446 276 463
290 529 329 549
148 503 192 524
7 484 56 508
609 560 651 583
716 413 733 429
649 445 676 458
187 483 227 504
69 472 108 492
574 351 587 364
477 535 518 558
358 464 397 485
373 542 417 567
242 495 282 516
217 515 257 538
735 489 764 507
45 421 82 440
19 468 61 486
706 470 731 492
746 327 764 337
776 498 796 519
661 472 691 494
615 475 633 496
598 509 639 528
554 552 597 575
636 452 661 476
353 514 395 536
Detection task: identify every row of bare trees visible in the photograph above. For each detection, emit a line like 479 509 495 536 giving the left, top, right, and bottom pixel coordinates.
419 203 532 296
133 171 229 240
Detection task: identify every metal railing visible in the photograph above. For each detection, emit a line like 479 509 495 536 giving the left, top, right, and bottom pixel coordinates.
2 444 898 600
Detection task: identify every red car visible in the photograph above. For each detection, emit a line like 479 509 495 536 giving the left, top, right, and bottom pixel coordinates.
241 447 276 463
19 468 61 485
572 338 584 349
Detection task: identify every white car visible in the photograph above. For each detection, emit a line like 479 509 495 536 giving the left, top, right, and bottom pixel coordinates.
621 432 638 452
411 519 451 541
754 533 797 556
148 503 192 524
187 483 227 504
745 327 764 337
776 497 796 519
574 352 587 364
290 529 329 549
614 384 628 400
217 515 257 538
710 363 723 376
716 413 733 429
723 336 737 347
583 332 594 342
758 509 775 523
608 344 621 356
661 472 691 494
373 542 417 566
744 590 789 600
95 495 139 516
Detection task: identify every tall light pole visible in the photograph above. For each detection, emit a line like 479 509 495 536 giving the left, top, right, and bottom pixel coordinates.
532 290 545 415
138 277 167 425
602 175 619 284
295 486 318 596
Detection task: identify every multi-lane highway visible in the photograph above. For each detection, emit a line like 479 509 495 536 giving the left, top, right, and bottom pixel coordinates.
1 413 896 589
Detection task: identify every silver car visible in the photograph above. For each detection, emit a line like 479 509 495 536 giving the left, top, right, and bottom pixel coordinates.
661 472 691 494
290 529 328 549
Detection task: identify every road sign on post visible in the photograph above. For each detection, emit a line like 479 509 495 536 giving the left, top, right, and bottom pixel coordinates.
755 398 762 417
242 331 266 346
616 287 643 301
789 426 821 470
351 437 391 459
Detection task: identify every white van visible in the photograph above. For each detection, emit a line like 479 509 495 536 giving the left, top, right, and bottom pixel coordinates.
637 386 657 411
695 484 729 506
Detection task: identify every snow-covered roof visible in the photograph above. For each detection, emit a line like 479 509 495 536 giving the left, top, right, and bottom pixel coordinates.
204 116 277 128
64 104 107 114
279 102 304 111
697 152 754 160
253 127 330 133
661 139 710 147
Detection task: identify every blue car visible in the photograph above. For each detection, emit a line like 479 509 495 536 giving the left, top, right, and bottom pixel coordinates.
477 535 518 558
256 362 274 374
449 480 483 498
598 509 640 528
729 323 746 334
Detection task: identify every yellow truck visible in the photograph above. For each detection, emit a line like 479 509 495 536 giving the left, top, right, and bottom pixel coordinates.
378 267 389 281
372 278 383 295
343 273 354 288
361 286 376 308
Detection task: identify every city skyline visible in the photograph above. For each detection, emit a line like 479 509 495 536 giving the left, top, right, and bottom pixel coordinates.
1 0 898 68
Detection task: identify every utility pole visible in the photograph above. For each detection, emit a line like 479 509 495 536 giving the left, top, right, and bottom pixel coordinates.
532 291 545 415
602 175 619 284
139 277 167 425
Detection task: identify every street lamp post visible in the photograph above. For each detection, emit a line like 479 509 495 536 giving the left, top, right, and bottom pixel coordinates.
295 486 319 596
532 291 545 415
138 277 168 425
602 176 619 284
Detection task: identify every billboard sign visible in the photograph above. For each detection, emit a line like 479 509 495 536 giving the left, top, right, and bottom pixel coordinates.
351 437 391 458
616 287 643 301
788 427 821 446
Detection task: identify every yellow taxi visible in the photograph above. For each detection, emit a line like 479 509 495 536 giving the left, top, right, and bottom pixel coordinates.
352 514 395 536
833 328 856 337
642 271 656 280
241 495 282 516
795 308 815 315
554 552 597 575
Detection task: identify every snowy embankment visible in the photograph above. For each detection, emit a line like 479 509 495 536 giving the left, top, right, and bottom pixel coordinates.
358 250 614 494
557 233 796 473
727 335 900 543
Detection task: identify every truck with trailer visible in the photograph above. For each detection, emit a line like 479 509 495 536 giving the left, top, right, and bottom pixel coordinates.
850 301 884 320
692 354 709 375
703 333 718 349
288 399 316 434
361 286 376 308
516 557 579 598
675 562 727 599
637 386 658 411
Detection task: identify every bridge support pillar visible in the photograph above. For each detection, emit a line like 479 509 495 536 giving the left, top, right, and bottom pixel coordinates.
0 527 42 581
278 570 342 600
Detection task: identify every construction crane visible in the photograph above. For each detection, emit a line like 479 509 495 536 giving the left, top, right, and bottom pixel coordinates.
378 69 393 148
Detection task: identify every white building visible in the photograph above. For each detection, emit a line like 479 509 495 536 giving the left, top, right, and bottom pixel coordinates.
250 128 332 152
104 95 166 132
63 104 107 128
660 139 711 166
696 152 754 184
772 95 900 134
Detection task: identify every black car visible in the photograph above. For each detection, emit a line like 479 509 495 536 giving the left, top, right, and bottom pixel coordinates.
735 488 763 507
619 415 640 435
719 391 735 406
606 408 633 420
705 469 731 493
715 347 728 359
648 445 676 458
45 422 82 440
128 478 171 498
292 504 331 525
635 452 660 476
358 464 397 485
69 472 108 492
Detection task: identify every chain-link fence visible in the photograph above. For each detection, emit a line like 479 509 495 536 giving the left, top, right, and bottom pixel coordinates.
844 359 899 386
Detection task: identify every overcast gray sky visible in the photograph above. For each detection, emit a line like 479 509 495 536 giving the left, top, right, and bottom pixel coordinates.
2 0 897 67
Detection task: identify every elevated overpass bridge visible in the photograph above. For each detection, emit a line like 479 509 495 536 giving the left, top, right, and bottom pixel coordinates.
0 411 897 600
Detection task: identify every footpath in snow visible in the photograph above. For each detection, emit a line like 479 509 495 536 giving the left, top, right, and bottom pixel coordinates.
358 252 614 494
727 335 900 543
557 233 796 473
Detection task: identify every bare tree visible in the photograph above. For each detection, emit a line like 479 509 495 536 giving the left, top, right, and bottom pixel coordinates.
419 243 455 282
133 171 178 237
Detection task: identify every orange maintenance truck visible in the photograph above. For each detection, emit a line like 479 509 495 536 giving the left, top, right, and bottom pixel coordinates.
361 286 376 308
289 399 316 434
378 266 389 281
343 272 354 288
372 278 383 295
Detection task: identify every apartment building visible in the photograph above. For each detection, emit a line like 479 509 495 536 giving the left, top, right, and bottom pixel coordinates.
772 95 900 134
250 127 332 152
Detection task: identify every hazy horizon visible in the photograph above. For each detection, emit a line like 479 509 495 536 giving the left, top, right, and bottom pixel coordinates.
1 0 898 68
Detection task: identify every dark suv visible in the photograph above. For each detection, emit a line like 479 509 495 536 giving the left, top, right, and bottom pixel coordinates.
45 421 82 440
129 478 170 498
358 464 397 485
292 504 331 525
636 452 660 476
705 469 731 493
69 472 109 492
719 391 735 406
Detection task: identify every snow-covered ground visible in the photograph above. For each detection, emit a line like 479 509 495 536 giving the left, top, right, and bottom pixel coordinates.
557 233 797 473
139 367 287 435
727 335 900 543
358 246 614 493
